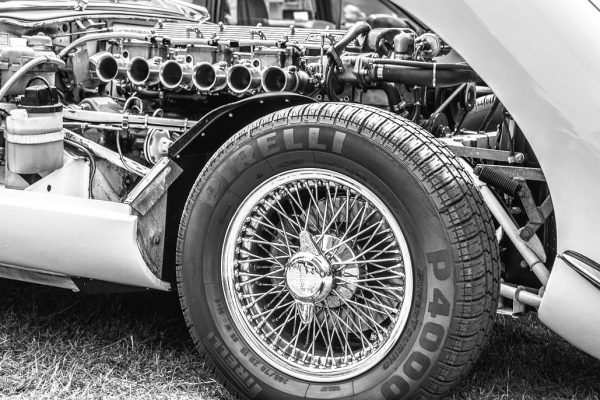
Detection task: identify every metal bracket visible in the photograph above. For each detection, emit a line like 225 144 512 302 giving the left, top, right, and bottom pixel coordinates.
442 141 525 164
125 157 183 216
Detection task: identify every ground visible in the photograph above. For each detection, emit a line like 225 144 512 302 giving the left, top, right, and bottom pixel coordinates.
0 279 599 400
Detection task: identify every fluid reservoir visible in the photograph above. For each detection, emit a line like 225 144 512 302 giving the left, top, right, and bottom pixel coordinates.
5 80 64 174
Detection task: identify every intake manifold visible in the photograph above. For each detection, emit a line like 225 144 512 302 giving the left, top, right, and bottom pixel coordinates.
227 62 262 94
192 62 227 92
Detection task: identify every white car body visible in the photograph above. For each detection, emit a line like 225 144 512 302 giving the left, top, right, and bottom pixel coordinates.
392 0 600 358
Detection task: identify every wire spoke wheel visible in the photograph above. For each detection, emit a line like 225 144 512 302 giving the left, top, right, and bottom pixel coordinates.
178 104 499 399
222 169 414 381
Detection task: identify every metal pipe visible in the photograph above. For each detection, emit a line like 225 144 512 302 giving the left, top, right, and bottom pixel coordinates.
0 56 66 100
500 283 542 309
192 62 227 92
458 158 550 286
58 32 151 59
63 129 149 177
369 58 474 71
62 108 197 132
433 83 467 114
227 63 262 94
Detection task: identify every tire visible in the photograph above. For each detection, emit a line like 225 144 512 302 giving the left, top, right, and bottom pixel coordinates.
176 103 500 400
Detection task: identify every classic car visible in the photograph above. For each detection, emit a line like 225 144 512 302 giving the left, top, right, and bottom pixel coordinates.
0 0 598 399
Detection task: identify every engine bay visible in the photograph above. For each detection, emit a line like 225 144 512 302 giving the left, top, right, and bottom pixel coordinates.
0 10 555 306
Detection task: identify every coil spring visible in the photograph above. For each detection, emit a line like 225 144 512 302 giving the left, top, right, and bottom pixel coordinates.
477 166 522 197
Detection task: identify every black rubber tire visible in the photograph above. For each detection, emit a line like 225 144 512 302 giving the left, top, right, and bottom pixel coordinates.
176 103 500 400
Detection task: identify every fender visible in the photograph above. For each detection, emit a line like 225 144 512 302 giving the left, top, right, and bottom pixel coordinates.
168 92 318 158
160 92 317 283
392 0 600 359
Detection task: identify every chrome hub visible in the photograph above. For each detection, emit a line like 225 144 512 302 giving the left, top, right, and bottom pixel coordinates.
285 251 333 303
222 169 413 382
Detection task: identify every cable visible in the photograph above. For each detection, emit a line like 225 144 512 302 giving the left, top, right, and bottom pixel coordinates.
116 130 138 175
325 62 341 102
64 139 96 199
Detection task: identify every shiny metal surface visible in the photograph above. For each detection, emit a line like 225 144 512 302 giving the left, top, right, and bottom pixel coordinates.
222 168 413 381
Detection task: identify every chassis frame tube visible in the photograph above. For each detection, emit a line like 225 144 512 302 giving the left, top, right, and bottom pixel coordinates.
458 158 550 286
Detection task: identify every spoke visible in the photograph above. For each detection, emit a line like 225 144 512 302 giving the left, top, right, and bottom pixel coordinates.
284 186 320 232
247 240 291 257
268 201 305 234
253 295 293 320
332 289 387 336
239 253 288 264
335 276 400 302
362 262 405 273
338 293 390 319
320 189 329 238
360 241 396 261
324 302 353 365
284 313 310 353
351 275 405 283
354 293 396 317
266 302 297 342
251 217 300 240
306 182 324 229
334 237 400 264
323 218 382 257
316 196 349 244
328 304 370 351
278 208 294 255
356 217 387 251
244 283 287 308
249 228 300 253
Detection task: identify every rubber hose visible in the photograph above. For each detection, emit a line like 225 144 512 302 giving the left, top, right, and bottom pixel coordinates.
378 82 402 112
378 65 479 87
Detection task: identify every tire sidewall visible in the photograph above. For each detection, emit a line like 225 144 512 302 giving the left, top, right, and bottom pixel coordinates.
179 123 457 400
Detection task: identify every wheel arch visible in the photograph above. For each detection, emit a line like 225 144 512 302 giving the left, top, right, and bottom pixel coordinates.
161 93 318 284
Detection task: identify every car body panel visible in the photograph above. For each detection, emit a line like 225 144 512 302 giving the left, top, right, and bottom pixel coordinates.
0 188 169 291
392 0 600 357
391 0 600 264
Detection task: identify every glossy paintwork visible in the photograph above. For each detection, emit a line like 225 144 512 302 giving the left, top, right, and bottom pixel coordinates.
392 0 600 264
392 0 600 358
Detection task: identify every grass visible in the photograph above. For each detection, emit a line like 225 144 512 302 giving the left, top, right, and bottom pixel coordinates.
0 279 599 400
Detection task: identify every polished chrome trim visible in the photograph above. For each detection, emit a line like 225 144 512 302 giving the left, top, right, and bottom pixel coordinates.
559 251 600 289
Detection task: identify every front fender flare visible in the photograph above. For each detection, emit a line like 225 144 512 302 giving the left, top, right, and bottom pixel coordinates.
168 92 317 158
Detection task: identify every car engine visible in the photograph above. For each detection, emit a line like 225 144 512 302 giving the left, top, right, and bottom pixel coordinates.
0 15 488 197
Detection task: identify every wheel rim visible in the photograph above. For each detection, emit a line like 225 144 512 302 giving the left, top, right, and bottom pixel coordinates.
222 168 413 382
